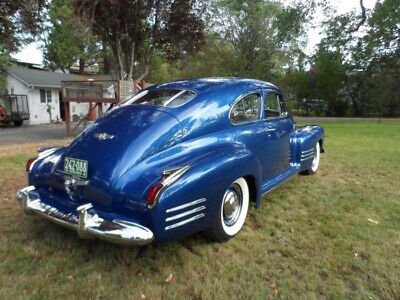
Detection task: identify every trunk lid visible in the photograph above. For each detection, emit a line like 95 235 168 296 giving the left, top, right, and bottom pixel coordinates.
46 105 182 210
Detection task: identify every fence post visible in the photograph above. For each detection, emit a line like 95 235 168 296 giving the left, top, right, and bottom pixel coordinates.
64 102 71 137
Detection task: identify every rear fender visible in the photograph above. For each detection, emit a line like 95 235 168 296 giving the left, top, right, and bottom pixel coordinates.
151 148 262 242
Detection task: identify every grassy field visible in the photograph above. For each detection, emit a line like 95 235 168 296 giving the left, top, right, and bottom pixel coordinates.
0 121 399 299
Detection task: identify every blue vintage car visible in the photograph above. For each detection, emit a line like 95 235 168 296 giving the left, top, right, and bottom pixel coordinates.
17 78 324 245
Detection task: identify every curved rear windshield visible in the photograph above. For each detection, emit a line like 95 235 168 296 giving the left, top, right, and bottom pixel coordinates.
120 89 196 108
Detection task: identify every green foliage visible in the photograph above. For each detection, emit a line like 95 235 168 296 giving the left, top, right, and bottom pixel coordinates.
0 0 46 91
0 44 10 90
205 0 311 81
43 0 100 72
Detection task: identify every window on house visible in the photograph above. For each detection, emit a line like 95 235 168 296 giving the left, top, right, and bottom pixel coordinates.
46 90 52 103
40 89 46 103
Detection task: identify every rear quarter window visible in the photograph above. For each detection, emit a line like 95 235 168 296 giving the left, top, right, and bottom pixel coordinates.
120 89 196 108
230 93 261 124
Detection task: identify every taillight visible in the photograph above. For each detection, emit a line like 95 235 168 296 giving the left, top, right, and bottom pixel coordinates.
147 166 190 208
147 183 164 207
26 157 37 172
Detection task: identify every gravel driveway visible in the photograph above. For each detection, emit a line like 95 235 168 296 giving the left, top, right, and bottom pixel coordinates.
0 123 83 145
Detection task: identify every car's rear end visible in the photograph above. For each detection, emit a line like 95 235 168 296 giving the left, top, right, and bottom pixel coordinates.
18 104 184 245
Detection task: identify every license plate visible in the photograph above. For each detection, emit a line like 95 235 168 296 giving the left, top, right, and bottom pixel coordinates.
64 157 88 178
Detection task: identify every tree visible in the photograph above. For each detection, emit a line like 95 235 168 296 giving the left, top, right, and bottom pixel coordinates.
43 0 101 73
317 0 400 116
206 0 314 80
0 0 46 86
74 0 205 80
155 0 205 62
0 0 47 53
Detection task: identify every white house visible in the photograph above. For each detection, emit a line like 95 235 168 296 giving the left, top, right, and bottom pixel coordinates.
2 66 115 125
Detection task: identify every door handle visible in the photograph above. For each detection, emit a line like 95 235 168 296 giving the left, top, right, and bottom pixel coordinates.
265 128 275 132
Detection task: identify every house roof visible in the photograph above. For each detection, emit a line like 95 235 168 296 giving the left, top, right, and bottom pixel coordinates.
6 66 115 89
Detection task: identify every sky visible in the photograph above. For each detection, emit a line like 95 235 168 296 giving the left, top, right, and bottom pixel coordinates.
12 0 378 66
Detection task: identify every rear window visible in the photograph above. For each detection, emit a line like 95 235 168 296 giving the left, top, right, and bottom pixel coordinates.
120 89 196 108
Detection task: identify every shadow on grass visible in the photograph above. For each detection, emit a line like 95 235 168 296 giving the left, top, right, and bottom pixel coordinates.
23 214 212 266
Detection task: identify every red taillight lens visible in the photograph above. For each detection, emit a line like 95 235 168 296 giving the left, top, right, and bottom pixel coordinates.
26 157 37 172
147 183 163 207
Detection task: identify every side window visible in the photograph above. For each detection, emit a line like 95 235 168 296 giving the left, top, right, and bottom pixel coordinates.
230 93 261 124
40 89 46 103
264 93 281 118
46 90 52 103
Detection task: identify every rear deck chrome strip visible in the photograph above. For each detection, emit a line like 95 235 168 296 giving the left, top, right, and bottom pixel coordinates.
165 213 205 230
165 206 206 222
166 198 206 213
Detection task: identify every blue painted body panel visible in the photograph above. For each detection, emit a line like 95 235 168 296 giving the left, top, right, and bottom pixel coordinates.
28 78 324 242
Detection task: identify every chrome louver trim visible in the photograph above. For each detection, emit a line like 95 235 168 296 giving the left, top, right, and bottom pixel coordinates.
301 148 314 154
166 198 207 213
165 213 205 230
165 206 206 222
300 156 314 161
300 148 315 161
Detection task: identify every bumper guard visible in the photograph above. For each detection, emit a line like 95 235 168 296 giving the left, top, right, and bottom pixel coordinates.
16 186 154 246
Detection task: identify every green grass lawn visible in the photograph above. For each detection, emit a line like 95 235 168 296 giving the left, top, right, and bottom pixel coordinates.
1 121 399 298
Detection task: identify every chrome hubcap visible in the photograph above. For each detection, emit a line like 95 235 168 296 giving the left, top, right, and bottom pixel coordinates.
222 183 242 226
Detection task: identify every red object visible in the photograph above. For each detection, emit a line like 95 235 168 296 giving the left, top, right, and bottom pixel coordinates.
147 183 163 206
26 157 37 172
89 102 96 120
0 105 6 121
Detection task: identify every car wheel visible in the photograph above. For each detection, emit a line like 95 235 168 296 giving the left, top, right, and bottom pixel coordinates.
205 177 249 242
13 120 23 127
302 142 320 175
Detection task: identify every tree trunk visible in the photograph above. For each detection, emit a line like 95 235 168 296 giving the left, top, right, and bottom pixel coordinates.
126 42 135 80
79 58 85 74
103 54 111 74
115 40 125 79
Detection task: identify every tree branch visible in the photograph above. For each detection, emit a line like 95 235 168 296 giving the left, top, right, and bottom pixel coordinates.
347 0 366 33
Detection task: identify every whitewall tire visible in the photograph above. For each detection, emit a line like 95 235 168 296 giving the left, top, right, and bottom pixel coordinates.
302 142 320 175
205 177 249 242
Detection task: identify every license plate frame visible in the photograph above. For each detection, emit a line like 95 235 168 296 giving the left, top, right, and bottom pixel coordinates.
64 157 88 178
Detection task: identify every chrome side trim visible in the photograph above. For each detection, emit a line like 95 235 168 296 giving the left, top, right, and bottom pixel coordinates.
165 213 205 230
165 206 206 222
166 198 207 213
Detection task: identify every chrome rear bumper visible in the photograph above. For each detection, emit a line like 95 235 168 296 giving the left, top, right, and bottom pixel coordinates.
16 186 154 246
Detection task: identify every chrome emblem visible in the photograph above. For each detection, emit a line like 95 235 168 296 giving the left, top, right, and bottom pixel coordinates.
64 177 88 201
94 133 114 140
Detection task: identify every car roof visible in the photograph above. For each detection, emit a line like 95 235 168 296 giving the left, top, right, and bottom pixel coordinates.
147 77 280 94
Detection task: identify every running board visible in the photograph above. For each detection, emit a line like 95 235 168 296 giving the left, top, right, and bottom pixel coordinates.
261 165 300 195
